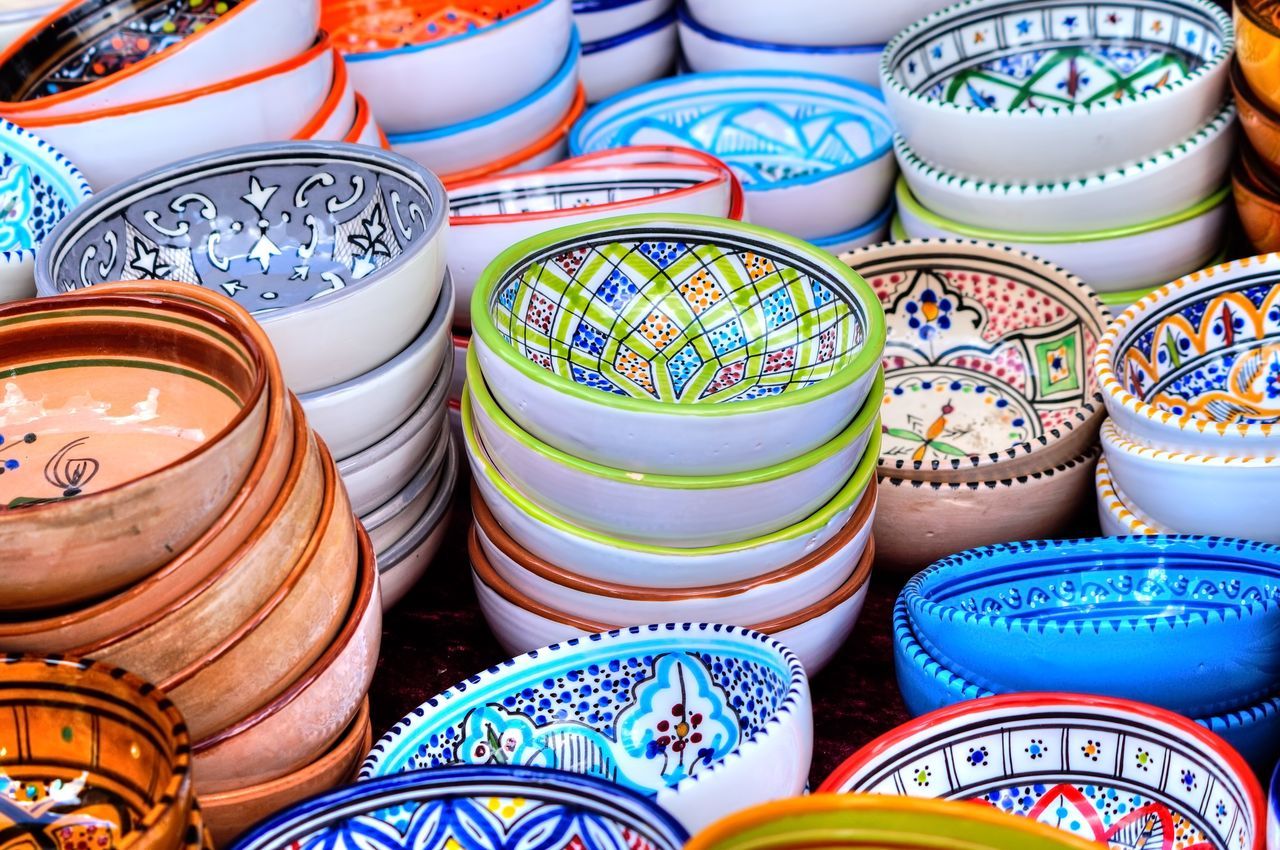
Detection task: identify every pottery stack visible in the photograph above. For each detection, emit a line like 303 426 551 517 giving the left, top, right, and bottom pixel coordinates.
574 0 677 103
1232 0 1280 253
885 0 1235 314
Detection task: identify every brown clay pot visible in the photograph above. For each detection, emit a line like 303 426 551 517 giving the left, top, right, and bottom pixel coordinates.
1234 138 1280 253
1236 0 1280 115
1233 58 1280 179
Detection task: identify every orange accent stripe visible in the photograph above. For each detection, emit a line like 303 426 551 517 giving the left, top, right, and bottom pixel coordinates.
292 50 349 140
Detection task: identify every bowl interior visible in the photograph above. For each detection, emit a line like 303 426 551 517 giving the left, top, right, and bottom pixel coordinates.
0 123 89 253
861 246 1102 461
886 0 1226 111
486 223 873 403
323 0 543 53
46 147 441 315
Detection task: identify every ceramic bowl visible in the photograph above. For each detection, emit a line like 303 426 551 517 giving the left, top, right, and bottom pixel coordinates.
440 85 586 185
0 0 318 118
1233 58 1280 177
37 140 448 393
896 179 1231 293
388 32 580 174
0 285 269 612
8 38 337 190
811 205 892 256
325 0 574 134
0 655 194 850
450 331 468 403
582 11 677 103
682 0 947 47
1236 0 1280 116
0 1 60 54
359 623 812 832
1095 455 1169 535
471 213 886 475
1271 759 1280 850
1098 283 1162 313
848 239 1108 481
573 0 671 41
345 93 385 147
874 444 1100 572
677 7 882 87
300 271 453 459
235 764 689 850
376 435 456 610
685 794 1100 850
819 692 1265 850
903 535 1280 715
1236 138 1280 252
881 0 1233 182
293 55 357 143
1093 254 1280 454
571 72 895 239
362 427 449 556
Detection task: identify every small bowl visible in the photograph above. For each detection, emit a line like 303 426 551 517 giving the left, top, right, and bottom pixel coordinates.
682 0 948 47
38 140 448 393
440 85 586 185
896 178 1231 293
376 435 456 610
234 765 689 850
1236 138 1280 252
881 0 1233 182
300 271 453 459
471 212 886 475
361 427 449 556
810 204 891 256
1094 454 1168 535
1233 57 1280 177
325 0 574 134
573 0 672 41
358 623 812 832
582 11 677 103
388 32 580 175
1236 0 1280 116
292 54 357 143
819 692 1265 850
571 72 895 239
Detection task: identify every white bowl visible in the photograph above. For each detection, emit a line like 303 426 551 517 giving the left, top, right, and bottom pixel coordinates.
895 180 1230 293
571 71 896 240
582 12 677 103
814 204 892 255
331 0 573 134
880 0 1233 182
573 0 671 41
301 272 453 459
897 102 1236 234
449 332 468 405
0 1 58 54
389 31 580 175
346 94 385 147
1094 454 1168 536
295 55 358 142
363 433 449 557
1101 419 1279 543
377 436 456 611
683 0 948 46
678 6 882 86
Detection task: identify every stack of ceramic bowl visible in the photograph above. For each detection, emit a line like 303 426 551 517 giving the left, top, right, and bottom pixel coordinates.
463 213 886 674
34 140 456 606
841 239 1109 572
574 0 676 103
0 0 383 189
325 0 586 183
885 0 1235 314
1233 1 1280 254
0 281 377 845
1092 256 1280 543
571 71 896 251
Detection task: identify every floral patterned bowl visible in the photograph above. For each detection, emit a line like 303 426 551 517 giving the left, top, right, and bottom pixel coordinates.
358 623 813 833
470 212 886 475
819 692 1266 850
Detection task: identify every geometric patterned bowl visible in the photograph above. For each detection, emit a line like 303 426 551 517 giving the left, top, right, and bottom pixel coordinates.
471 212 885 474
818 692 1266 850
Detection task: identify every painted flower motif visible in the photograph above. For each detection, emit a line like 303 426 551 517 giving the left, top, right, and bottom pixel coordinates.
913 766 932 787
1181 769 1197 791
1080 740 1102 762
1133 748 1152 772
902 289 953 342
1265 358 1280 401
966 746 989 767
1024 738 1046 760
0 164 33 253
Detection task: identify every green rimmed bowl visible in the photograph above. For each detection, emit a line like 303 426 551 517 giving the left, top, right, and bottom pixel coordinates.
467 345 882 546
469 212 886 476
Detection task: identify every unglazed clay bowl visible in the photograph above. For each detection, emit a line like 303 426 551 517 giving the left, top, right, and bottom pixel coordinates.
1237 0 1280 115
439 85 586 185
324 0 573 134
811 205 892 257
896 179 1232 293
819 692 1265 850
847 239 1108 482
234 765 688 850
469 346 882 546
6 37 338 190
0 655 193 850
571 73 895 240
582 11 676 103
300 271 453 459
682 0 947 47
903 535 1280 715
1236 139 1280 252
471 212 886 475
448 146 743 326
1233 58 1280 177
896 101 1236 234
376 435 456 610
0 285 269 612
359 623 812 832
1095 455 1169 535
361 426 449 556
573 0 671 42
38 140 448 393
881 0 1233 182
292 54 357 143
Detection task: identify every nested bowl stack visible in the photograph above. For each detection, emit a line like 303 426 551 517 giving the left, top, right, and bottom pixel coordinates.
581 8 677 104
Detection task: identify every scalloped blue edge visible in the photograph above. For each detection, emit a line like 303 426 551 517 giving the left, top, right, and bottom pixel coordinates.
0 117 92 264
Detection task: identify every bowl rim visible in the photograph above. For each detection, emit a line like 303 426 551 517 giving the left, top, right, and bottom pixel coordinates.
1231 54 1280 126
583 7 674 52
0 115 92 263
572 0 657 10
338 347 451 475
878 0 1234 120
877 442 1099 488
811 202 893 247
675 3 882 53
1237 0 1280 39
1237 131 1280 198
1094 455 1168 535
441 84 586 185
361 424 449 532
330 0 561 62
1101 417 1280 465
379 433 456 571
291 48 349 141
470 212 887 418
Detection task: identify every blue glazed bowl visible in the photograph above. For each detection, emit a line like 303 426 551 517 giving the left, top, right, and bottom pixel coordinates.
1269 758 1279 849
231 764 689 850
903 536 1280 716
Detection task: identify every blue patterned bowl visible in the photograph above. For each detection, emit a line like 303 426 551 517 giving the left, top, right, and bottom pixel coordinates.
231 765 688 850
359 623 812 833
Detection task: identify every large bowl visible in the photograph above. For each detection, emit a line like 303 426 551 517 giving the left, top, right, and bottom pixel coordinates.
846 239 1108 481
682 0 948 46
470 212 886 475
881 0 1233 182
37 140 448 393
1236 0 1280 115
581 11 677 103
324 0 573 134
819 692 1265 850
570 72 895 240
1095 454 1168 535
358 623 813 832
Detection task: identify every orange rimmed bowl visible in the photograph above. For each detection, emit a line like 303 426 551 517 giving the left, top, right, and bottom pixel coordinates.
439 83 585 185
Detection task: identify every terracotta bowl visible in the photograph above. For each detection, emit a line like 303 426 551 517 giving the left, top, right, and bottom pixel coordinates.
844 239 1108 482
0 284 269 612
1232 58 1280 179
819 692 1265 850
1094 455 1167 536
1237 0 1280 115
0 655 193 850
1235 140 1280 252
